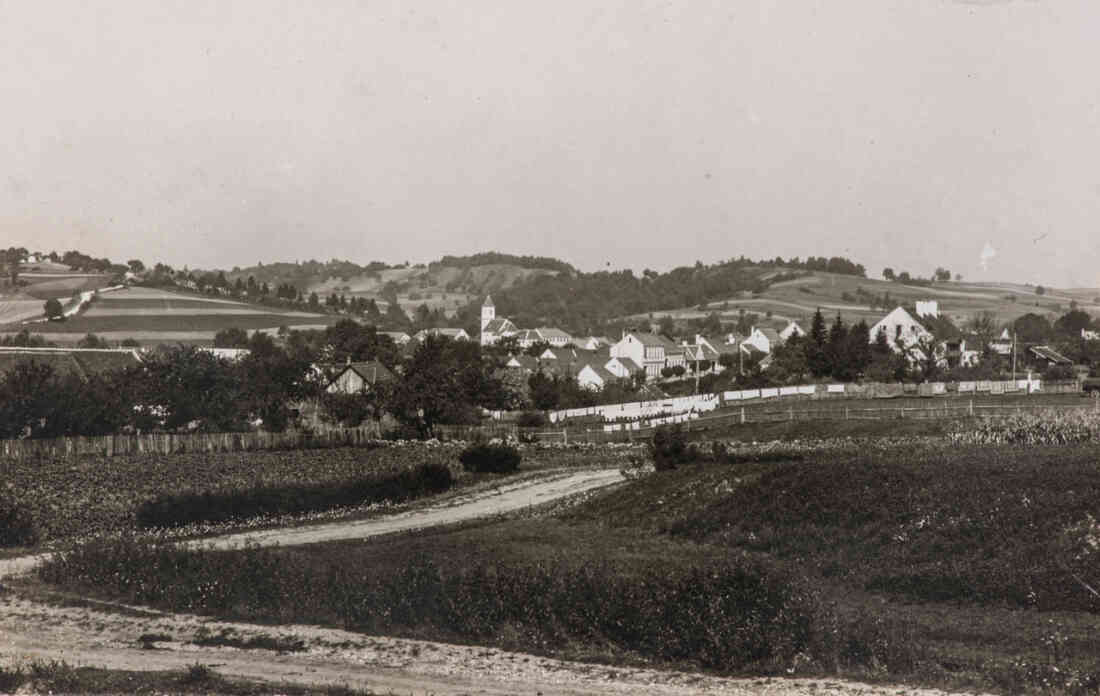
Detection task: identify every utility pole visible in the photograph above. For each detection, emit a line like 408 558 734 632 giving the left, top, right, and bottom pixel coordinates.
1011 330 1017 382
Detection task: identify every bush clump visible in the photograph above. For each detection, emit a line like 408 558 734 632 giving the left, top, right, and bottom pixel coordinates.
458 443 521 474
649 424 705 470
136 462 453 529
0 494 39 547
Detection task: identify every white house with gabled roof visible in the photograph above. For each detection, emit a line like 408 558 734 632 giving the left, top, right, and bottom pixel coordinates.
870 306 933 358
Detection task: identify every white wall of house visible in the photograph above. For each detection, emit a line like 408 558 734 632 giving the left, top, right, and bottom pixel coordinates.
576 365 607 390
610 333 665 379
743 328 772 354
869 307 932 351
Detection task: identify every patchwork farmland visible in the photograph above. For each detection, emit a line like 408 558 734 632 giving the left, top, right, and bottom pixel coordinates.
1 286 336 345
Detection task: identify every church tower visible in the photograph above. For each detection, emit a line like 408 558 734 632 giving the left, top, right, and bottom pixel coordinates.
480 295 495 336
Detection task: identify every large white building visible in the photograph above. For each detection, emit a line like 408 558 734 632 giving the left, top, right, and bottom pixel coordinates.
870 307 933 356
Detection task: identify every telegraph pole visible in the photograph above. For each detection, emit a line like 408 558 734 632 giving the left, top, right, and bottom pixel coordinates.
1011 331 1017 382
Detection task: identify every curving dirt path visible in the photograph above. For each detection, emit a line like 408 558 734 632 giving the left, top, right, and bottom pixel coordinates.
0 468 984 696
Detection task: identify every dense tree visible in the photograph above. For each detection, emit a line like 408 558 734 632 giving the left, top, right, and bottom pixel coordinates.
1054 309 1093 337
135 346 246 432
44 298 64 320
1013 313 1053 344
806 308 829 377
882 268 895 281
213 327 250 348
385 336 507 437
76 333 109 349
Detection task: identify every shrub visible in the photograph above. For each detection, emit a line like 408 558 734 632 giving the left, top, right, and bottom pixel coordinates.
649 424 704 470
458 443 521 474
515 410 547 428
0 494 39 547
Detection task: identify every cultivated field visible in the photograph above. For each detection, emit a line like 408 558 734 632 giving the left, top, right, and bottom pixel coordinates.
640 270 1100 328
21 432 1100 695
2 286 336 343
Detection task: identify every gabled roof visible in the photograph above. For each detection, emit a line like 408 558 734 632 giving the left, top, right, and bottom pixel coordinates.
758 328 781 343
622 331 669 348
1029 345 1072 365
608 356 641 373
536 327 573 340
505 354 540 371
577 363 617 385
326 360 395 386
483 318 517 334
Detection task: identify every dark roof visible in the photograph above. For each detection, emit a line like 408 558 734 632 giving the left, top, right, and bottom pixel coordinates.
483 318 515 334
1029 345 1072 365
612 356 642 373
322 360 395 386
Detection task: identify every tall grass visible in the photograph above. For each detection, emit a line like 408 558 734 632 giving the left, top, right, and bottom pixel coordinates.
948 409 1100 446
40 532 825 672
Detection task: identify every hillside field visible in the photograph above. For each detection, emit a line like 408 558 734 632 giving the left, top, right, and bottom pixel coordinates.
0 286 335 345
639 269 1100 329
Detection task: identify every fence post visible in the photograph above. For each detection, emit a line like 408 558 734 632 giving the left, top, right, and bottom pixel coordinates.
562 429 568 446
740 407 745 425
845 407 849 421
789 406 793 422
969 400 973 417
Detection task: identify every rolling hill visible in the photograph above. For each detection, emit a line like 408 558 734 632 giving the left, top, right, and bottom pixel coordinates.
635 270 1100 331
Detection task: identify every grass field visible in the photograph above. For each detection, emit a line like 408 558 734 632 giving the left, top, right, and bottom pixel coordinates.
639 269 1100 328
38 438 1100 693
1 286 336 341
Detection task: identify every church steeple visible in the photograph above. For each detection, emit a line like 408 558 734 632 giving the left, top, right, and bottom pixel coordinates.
480 295 496 336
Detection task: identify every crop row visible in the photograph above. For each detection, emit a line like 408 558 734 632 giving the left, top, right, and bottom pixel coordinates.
947 409 1100 446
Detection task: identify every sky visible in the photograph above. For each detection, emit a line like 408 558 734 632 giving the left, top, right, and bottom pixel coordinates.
1 0 1098 288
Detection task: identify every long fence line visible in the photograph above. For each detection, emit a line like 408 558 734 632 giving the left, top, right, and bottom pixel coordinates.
472 398 1100 445
3 392 1096 460
0 424 382 462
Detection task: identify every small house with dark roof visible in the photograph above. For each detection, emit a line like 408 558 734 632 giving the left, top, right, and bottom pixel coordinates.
1028 345 1072 367
576 363 619 391
323 359 395 394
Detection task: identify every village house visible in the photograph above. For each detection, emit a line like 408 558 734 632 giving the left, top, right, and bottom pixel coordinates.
379 331 411 345
604 355 642 379
1028 345 1072 368
322 359 395 394
610 332 667 380
576 363 618 390
778 320 805 343
990 328 1014 356
571 336 613 350
869 307 933 354
742 326 781 354
414 327 469 342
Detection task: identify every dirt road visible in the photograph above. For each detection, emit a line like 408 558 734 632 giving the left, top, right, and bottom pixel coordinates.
0 468 981 695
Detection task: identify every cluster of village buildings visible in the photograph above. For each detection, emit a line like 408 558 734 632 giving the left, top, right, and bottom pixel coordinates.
366 297 1078 392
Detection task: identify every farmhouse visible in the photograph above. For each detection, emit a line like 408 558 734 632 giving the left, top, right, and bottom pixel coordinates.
870 307 932 351
915 300 939 318
323 359 395 394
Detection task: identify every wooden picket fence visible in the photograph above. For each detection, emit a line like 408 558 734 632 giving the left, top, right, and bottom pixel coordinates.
0 423 382 461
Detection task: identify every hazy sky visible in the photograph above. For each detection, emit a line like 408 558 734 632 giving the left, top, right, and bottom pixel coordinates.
2 0 1097 287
